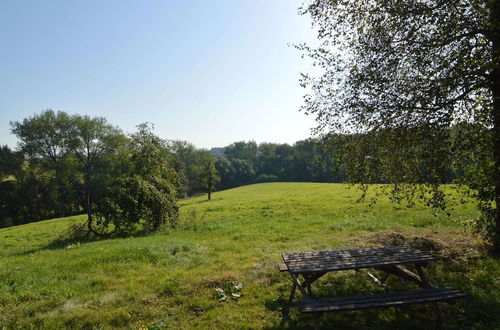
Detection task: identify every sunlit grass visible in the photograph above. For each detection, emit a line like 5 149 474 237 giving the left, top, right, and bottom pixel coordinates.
0 183 498 329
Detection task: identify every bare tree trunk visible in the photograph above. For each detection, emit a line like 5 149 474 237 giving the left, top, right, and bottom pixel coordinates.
85 173 93 233
208 181 212 201
82 150 94 234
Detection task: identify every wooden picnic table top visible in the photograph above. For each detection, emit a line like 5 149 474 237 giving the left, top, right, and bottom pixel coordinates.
282 246 438 274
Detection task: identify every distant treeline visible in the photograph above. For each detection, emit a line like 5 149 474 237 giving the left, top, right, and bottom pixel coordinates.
0 111 342 228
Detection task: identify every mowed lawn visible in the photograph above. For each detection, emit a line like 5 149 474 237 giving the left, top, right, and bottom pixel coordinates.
0 183 499 329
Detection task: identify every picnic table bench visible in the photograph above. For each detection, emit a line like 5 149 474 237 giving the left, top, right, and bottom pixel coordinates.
279 246 467 325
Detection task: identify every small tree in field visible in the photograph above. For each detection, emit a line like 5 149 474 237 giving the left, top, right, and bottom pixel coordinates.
93 124 179 235
201 158 220 200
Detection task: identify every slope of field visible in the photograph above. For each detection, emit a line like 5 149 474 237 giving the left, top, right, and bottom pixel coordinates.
0 183 498 329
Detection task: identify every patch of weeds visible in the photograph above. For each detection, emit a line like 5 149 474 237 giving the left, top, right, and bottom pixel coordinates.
201 272 239 288
364 230 486 264
159 278 181 297
168 244 190 256
140 320 168 330
264 294 287 312
409 236 443 252
372 231 408 246
187 304 207 317
214 281 243 302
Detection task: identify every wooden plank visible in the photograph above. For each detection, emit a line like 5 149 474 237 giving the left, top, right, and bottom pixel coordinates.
283 251 435 262
283 246 427 260
299 293 467 313
285 257 436 274
376 265 425 287
299 290 466 309
366 271 386 287
283 246 419 258
300 287 461 305
297 288 467 314
283 249 435 263
284 255 436 267
283 254 435 265
281 247 437 269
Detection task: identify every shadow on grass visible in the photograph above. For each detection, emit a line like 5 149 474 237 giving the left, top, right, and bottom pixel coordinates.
264 260 499 330
15 222 163 256
264 298 457 330
266 292 498 329
180 197 223 207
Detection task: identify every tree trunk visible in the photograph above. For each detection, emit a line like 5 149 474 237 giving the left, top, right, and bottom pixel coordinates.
208 182 212 201
85 178 93 233
83 165 95 234
492 0 500 253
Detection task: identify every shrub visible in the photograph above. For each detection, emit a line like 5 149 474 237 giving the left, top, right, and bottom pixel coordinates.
95 175 179 234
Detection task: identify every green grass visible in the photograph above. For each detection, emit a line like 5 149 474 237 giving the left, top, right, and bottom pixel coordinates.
0 183 498 329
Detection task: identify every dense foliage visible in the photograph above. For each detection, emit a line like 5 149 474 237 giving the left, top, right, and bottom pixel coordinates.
300 0 500 249
3 112 180 234
2 110 467 230
91 124 179 235
1 111 342 228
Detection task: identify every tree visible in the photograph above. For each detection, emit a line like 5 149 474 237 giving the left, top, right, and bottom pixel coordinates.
70 114 127 234
0 145 23 180
94 124 179 235
214 156 234 189
169 140 213 196
224 141 258 163
215 157 255 189
200 158 220 200
11 110 75 217
231 158 255 186
300 0 500 250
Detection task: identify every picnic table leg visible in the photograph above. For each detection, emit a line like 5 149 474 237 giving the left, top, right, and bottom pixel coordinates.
381 272 390 285
430 302 445 328
414 264 445 327
291 273 310 298
415 264 434 288
366 271 386 287
303 275 313 296
288 278 297 303
375 265 427 288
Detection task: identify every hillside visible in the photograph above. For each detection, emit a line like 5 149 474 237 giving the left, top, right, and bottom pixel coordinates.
0 183 498 329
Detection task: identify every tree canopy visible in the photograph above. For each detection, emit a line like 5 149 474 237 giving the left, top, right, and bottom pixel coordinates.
300 0 500 250
200 157 220 201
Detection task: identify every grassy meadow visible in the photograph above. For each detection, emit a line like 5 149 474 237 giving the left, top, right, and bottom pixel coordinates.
0 183 499 329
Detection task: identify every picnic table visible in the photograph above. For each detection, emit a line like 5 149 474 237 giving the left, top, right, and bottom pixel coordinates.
279 246 467 325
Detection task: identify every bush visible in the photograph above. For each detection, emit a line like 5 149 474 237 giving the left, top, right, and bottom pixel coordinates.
95 175 179 235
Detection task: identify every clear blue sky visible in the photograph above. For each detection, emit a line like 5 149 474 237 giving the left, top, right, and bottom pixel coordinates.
0 0 317 149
